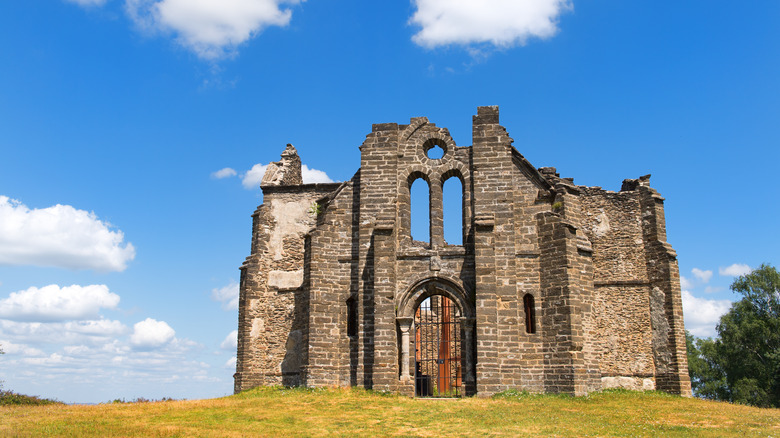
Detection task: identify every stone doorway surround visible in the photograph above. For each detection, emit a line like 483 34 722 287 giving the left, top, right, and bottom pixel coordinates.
396 278 476 396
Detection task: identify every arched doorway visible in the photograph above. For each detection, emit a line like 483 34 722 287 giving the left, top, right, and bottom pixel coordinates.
415 294 462 397
397 278 474 397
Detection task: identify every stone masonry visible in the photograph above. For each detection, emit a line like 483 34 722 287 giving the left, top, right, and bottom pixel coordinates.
234 106 692 397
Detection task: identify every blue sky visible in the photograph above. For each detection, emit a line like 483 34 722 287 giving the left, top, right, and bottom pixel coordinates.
0 0 778 403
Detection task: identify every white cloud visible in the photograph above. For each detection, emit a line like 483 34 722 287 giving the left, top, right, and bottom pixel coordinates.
211 281 239 311
241 163 269 189
65 0 107 7
240 163 333 189
23 352 66 366
0 284 120 322
719 263 751 277
130 318 175 349
211 167 237 179
410 0 572 49
301 164 334 184
0 196 135 272
0 340 45 357
680 276 693 291
681 290 732 338
0 319 128 346
224 356 237 368
0 294 216 403
691 268 713 284
125 0 303 60
0 335 211 403
221 330 238 350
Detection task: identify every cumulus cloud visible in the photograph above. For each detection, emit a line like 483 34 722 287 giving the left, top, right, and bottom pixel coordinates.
691 268 713 284
410 0 571 49
0 284 120 322
240 163 333 189
679 276 693 290
241 163 269 189
211 282 239 311
0 287 214 403
719 263 751 277
0 196 135 272
224 356 237 368
302 164 334 184
681 290 733 338
211 167 237 179
220 330 238 350
130 318 175 349
126 0 304 59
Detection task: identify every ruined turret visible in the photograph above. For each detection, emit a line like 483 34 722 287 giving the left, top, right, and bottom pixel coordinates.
261 144 302 187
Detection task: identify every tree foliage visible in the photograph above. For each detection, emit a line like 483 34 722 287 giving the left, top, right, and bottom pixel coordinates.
686 331 728 400
687 264 780 407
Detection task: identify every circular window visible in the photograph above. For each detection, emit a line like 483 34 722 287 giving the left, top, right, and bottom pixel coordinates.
423 138 447 160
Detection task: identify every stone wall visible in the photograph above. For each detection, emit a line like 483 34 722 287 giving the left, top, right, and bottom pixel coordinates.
579 187 655 388
306 175 359 387
234 181 340 391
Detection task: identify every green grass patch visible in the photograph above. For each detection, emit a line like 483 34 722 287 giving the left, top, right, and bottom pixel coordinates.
2 387 778 437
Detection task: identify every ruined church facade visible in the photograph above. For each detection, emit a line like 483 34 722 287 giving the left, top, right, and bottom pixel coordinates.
234 106 691 397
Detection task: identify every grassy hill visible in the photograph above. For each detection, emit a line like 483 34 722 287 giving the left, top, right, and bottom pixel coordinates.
2 387 778 437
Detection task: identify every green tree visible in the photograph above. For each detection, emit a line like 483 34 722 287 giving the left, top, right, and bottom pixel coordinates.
715 264 780 407
686 331 728 400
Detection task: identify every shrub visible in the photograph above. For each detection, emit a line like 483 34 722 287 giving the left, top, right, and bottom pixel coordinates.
0 390 62 406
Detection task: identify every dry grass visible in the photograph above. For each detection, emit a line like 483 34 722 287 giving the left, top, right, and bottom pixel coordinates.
1 387 778 437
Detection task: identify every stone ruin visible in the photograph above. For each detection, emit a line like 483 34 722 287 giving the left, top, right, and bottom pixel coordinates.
233 106 692 397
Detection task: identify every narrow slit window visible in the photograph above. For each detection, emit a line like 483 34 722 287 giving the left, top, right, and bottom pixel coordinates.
523 294 536 334
347 297 358 337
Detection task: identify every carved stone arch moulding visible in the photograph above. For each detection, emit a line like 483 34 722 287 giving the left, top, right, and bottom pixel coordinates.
399 117 429 143
405 166 432 186
418 134 457 165
439 162 470 186
410 130 456 151
396 274 474 319
402 125 457 166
